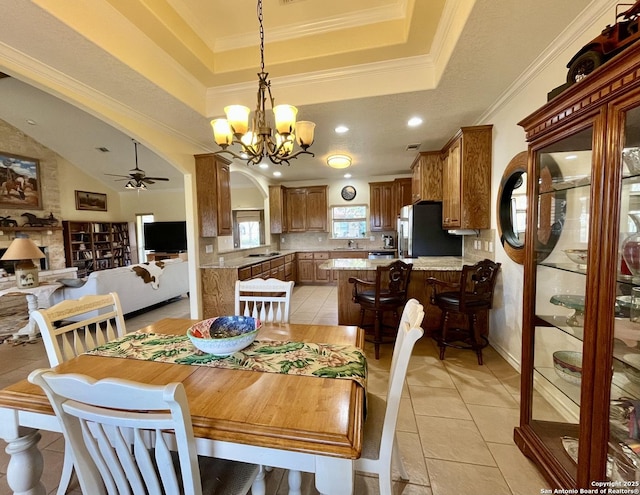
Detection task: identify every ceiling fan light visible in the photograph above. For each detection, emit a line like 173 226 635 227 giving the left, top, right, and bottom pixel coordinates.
224 105 250 135
125 180 136 189
211 119 233 146
273 105 297 135
327 154 351 169
295 121 315 148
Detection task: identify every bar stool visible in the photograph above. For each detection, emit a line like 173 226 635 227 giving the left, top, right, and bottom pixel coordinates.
348 260 412 359
426 259 501 365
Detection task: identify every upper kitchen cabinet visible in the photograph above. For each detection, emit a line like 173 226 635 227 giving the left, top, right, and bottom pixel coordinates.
369 181 395 231
269 185 287 234
411 151 442 203
393 178 412 213
515 43 640 488
441 125 492 229
285 185 328 232
195 153 232 237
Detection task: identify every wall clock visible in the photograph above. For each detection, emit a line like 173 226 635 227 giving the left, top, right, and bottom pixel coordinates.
341 185 356 201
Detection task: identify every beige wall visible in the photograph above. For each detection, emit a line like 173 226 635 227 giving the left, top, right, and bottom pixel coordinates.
119 188 186 221
485 6 613 369
58 157 123 221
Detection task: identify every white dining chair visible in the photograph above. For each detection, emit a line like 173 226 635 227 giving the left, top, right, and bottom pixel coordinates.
31 292 127 495
235 278 294 323
354 298 425 495
28 369 262 495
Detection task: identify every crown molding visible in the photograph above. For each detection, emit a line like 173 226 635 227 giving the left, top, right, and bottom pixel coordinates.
477 0 614 125
206 53 435 111
214 0 409 52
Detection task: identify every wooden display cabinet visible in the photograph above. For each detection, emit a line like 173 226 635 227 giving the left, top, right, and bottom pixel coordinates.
515 43 640 488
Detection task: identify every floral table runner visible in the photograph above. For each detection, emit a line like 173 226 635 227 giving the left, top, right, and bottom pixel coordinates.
86 331 367 388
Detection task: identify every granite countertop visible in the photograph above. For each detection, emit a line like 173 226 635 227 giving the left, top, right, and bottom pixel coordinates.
200 250 298 269
319 256 478 271
200 248 397 269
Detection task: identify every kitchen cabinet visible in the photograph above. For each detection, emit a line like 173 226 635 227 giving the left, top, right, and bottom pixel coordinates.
441 126 492 229
411 151 442 203
195 153 232 237
269 185 287 234
285 186 328 232
296 252 314 283
313 251 330 282
369 182 395 231
393 178 412 213
296 251 331 284
63 221 132 277
515 44 640 488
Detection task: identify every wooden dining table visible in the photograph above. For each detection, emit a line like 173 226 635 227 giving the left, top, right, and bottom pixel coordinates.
0 318 366 495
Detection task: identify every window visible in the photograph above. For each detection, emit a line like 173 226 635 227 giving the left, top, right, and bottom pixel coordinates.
331 205 367 239
136 213 154 263
233 210 264 248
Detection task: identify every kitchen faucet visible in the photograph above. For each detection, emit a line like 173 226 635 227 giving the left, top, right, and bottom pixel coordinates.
347 240 354 248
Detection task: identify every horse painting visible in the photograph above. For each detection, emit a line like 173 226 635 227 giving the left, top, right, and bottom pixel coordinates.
0 152 41 209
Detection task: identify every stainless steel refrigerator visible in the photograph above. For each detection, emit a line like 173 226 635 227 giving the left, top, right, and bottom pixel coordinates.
398 202 462 257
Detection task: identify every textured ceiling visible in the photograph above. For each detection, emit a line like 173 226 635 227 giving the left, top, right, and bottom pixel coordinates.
0 0 595 190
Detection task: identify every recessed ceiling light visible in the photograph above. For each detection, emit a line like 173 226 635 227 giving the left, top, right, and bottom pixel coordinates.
344 173 352 178
259 163 269 169
407 117 423 127
26 119 37 126
565 154 578 160
335 125 349 134
273 171 282 177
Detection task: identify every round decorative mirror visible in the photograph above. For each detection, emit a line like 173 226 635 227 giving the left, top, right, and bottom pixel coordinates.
497 152 528 264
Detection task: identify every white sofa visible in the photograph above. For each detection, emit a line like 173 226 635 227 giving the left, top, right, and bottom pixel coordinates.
52 258 189 316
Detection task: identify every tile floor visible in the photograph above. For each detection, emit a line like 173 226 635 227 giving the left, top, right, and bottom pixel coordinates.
0 286 551 495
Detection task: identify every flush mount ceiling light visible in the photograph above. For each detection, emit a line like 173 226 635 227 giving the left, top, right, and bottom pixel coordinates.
211 0 315 166
327 154 352 169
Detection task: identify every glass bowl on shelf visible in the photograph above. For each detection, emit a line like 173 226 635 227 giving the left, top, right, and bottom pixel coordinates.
550 294 585 327
563 249 588 268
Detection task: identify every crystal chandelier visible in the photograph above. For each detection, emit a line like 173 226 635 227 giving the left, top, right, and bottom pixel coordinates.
211 0 315 166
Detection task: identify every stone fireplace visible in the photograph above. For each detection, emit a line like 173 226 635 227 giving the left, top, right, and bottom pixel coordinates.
0 118 66 273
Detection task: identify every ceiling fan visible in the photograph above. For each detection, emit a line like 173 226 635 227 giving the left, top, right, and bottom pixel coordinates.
106 140 169 189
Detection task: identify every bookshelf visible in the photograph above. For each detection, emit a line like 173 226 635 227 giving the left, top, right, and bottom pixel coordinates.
63 221 132 277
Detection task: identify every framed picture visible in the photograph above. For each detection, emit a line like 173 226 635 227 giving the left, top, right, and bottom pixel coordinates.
75 190 107 211
0 152 43 209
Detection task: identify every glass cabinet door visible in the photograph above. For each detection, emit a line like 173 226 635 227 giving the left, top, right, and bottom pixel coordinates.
610 104 640 482
531 126 593 479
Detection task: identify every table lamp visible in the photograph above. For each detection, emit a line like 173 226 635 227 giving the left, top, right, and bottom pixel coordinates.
0 235 46 288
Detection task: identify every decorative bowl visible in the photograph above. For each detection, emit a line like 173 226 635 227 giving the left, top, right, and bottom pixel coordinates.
57 278 87 288
553 350 582 385
616 295 632 318
186 316 262 356
563 249 588 267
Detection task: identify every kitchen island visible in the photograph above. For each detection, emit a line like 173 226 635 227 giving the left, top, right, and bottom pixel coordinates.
320 256 483 335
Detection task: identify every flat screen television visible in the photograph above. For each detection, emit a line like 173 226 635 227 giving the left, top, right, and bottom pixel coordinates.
143 221 187 253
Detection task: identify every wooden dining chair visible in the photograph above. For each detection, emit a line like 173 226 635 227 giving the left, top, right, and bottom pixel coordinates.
28 369 262 495
235 278 294 323
354 298 424 495
31 292 127 495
